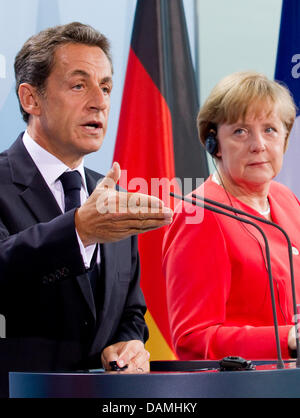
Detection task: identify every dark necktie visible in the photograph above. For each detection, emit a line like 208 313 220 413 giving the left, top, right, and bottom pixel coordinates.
59 170 82 212
59 170 99 299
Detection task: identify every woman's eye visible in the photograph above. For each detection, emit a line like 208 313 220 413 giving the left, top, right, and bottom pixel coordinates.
233 128 245 135
265 127 275 133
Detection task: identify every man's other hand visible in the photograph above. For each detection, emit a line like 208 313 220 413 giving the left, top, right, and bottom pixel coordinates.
101 340 150 373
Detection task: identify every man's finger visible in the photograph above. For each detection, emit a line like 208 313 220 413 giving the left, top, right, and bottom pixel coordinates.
101 346 119 370
97 161 121 190
127 192 163 212
96 190 173 217
118 346 150 373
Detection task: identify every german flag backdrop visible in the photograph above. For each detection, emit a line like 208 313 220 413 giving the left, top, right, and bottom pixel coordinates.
113 0 209 360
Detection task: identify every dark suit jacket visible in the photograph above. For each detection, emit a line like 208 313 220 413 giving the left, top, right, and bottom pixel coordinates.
0 134 148 397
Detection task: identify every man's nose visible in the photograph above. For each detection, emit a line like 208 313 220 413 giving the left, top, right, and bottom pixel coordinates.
87 86 108 111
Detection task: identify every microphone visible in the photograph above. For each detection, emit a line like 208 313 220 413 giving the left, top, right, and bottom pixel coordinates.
170 191 287 369
192 192 300 367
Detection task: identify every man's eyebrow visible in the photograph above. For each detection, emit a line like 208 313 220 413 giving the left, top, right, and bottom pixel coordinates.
69 70 113 84
69 69 90 78
101 76 113 85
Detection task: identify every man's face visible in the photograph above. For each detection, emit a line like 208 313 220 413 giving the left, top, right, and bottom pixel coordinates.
33 42 113 166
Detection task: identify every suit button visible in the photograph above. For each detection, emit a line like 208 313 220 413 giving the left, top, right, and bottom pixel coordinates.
42 276 48 284
48 273 56 283
61 267 70 277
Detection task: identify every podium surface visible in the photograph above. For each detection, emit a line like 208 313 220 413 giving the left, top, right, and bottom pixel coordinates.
8 360 300 398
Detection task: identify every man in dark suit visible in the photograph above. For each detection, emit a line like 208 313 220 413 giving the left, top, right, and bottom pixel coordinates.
0 22 173 397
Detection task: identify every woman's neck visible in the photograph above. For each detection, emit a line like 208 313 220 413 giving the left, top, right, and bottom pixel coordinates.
212 171 271 218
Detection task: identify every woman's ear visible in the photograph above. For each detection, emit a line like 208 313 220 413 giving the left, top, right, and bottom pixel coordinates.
18 83 42 118
215 149 222 158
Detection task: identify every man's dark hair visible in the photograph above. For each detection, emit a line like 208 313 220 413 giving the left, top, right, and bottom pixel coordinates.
14 21 112 123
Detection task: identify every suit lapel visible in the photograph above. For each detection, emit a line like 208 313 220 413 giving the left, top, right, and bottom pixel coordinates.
20 178 62 222
76 272 96 320
8 134 62 222
90 241 118 347
99 241 117 316
7 135 97 319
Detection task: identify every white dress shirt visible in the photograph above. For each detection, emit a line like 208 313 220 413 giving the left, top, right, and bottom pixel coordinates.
22 130 98 268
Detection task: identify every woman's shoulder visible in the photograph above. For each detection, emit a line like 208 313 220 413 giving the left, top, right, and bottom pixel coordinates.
269 180 300 206
270 180 298 197
187 175 227 199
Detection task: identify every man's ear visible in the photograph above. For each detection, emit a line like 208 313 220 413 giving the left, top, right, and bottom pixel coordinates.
18 83 42 117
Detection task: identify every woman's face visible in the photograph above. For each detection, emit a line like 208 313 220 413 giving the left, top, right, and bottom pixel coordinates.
215 106 287 191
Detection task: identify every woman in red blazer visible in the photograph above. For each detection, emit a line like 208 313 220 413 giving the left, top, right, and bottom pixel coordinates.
163 71 300 360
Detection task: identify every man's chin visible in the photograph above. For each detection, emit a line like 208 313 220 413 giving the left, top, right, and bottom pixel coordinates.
81 136 105 154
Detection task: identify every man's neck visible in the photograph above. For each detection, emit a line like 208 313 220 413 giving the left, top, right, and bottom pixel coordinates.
27 125 84 169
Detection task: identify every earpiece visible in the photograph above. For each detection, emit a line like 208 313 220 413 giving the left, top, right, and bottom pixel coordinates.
205 129 218 156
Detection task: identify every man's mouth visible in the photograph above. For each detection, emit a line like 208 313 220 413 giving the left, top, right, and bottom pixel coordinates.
83 121 103 128
81 121 103 132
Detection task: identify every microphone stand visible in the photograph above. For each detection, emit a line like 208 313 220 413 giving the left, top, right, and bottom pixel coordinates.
191 192 300 368
170 192 285 369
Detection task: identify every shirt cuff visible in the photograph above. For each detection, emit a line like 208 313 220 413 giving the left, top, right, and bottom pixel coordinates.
75 229 96 268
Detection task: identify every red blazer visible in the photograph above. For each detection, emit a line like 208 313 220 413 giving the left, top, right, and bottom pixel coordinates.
163 176 300 360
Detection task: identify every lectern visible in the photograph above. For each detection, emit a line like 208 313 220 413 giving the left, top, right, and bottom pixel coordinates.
9 360 300 398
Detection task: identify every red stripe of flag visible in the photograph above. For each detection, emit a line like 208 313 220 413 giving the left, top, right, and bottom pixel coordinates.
113 0 209 358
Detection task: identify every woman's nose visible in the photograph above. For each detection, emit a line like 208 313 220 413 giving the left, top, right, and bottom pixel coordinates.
250 132 266 152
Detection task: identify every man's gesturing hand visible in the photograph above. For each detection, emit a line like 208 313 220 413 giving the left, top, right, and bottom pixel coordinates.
75 162 173 246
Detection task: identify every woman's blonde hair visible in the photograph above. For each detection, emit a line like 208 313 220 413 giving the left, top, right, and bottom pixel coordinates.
197 71 297 152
